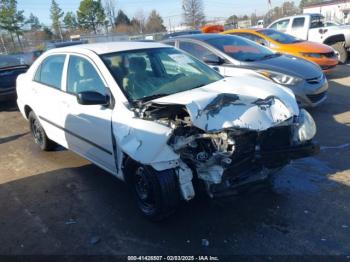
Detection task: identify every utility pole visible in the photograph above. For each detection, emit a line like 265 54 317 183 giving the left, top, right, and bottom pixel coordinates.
0 34 7 54
58 24 63 41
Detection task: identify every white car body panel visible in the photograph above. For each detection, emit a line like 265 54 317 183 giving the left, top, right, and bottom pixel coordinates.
16 42 300 180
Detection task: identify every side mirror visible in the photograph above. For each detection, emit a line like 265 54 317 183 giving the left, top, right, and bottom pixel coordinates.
203 54 224 65
77 91 109 106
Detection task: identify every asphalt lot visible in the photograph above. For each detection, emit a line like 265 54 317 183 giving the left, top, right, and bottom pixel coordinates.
0 64 350 256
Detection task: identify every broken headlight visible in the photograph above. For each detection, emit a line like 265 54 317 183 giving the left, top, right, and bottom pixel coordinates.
295 109 316 142
258 70 302 86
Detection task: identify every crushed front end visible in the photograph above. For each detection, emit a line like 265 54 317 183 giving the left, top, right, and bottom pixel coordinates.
138 92 319 198
167 111 319 197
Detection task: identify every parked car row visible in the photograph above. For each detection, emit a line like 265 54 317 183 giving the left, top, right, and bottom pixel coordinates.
162 33 329 107
268 14 350 63
3 13 346 220
15 41 320 220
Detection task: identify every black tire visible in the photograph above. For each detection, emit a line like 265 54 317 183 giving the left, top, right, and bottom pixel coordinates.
331 41 348 64
28 111 56 151
125 160 181 221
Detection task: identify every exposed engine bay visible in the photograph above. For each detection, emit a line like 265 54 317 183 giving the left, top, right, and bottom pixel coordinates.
133 97 318 198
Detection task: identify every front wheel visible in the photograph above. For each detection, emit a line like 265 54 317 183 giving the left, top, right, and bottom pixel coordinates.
29 111 56 151
331 41 348 64
125 160 181 221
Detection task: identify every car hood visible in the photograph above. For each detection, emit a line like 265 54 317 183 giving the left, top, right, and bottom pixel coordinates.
284 41 334 53
240 54 322 79
150 76 299 132
325 24 350 31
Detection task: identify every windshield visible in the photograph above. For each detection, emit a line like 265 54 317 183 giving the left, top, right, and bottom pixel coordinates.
204 35 276 62
0 55 22 68
101 47 223 102
259 29 301 44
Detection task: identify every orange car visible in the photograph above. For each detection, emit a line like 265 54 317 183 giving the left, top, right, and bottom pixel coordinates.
222 28 338 72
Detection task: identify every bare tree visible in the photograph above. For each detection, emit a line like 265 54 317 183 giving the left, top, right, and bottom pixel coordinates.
104 0 116 29
182 0 205 29
134 9 146 33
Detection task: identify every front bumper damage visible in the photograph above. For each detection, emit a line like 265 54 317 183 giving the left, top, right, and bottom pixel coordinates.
210 141 319 197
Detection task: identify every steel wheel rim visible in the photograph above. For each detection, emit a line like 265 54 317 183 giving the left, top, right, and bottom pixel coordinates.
135 167 155 209
31 118 43 145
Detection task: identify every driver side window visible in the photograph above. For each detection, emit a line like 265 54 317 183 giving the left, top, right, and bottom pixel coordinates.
67 55 106 96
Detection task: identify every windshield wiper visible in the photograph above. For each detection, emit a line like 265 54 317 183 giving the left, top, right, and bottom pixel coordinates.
135 93 169 103
243 58 257 62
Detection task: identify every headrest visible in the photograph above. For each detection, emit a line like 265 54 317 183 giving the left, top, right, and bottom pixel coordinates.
129 57 147 72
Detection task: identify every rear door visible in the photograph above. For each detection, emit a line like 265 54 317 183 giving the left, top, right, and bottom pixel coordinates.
31 54 67 145
60 54 116 173
290 17 308 40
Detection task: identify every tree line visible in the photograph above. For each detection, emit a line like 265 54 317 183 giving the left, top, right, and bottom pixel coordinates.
0 0 324 53
0 0 167 51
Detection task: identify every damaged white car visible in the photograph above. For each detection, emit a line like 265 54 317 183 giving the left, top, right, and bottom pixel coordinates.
17 42 319 220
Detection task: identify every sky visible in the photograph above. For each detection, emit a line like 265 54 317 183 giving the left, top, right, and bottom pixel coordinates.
18 0 301 28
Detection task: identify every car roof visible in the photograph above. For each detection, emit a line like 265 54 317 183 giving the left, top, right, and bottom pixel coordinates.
224 28 260 33
46 41 169 55
273 13 323 21
163 33 228 41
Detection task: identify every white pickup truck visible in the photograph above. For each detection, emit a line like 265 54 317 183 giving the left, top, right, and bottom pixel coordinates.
268 14 350 63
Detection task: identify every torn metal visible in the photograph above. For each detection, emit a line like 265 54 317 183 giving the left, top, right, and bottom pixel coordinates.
113 77 316 199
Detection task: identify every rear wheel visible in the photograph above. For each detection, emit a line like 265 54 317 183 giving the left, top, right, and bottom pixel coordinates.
29 111 56 151
331 41 348 64
125 159 181 221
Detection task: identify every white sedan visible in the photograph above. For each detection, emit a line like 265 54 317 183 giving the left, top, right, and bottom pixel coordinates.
17 42 319 220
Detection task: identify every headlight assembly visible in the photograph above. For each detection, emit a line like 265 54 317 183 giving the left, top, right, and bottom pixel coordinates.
258 70 302 86
294 109 317 142
300 52 323 58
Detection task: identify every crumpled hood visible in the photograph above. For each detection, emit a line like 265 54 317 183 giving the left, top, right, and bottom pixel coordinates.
151 76 299 132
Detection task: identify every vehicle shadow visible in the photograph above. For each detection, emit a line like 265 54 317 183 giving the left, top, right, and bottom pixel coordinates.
1 159 350 255
0 132 28 145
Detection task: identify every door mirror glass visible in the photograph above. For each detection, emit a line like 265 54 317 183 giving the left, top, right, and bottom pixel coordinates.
77 91 109 106
203 54 224 65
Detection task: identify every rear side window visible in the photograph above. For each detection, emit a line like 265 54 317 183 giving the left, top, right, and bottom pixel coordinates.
34 55 66 89
292 18 305 28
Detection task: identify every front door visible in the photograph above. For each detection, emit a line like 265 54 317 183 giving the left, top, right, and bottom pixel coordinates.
60 54 116 173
